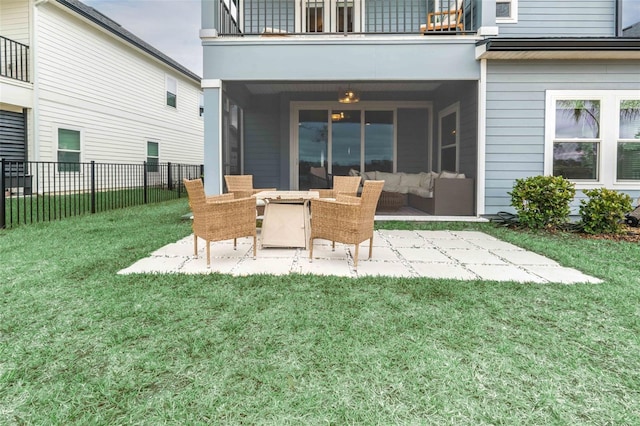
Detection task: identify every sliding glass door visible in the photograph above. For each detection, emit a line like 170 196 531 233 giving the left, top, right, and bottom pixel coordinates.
296 106 395 189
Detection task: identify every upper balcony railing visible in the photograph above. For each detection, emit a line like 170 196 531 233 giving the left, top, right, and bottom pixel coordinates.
217 0 478 36
0 36 29 82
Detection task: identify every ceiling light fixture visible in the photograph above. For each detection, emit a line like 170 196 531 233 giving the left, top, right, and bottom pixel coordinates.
338 88 360 104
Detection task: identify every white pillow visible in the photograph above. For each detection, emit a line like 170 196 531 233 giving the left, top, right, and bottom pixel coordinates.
439 170 458 179
418 172 431 188
362 171 376 181
377 171 401 186
348 168 361 177
400 172 422 188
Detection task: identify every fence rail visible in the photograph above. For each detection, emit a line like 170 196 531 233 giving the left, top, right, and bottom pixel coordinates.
0 35 29 82
218 0 477 36
1 159 203 229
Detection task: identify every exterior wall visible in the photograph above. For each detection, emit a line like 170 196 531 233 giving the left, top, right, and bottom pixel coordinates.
497 0 616 37
34 2 203 165
202 39 480 81
397 108 430 173
0 0 31 44
243 95 283 189
484 60 640 215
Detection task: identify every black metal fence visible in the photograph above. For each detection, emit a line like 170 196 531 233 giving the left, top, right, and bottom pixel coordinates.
0 35 29 82
1 159 203 229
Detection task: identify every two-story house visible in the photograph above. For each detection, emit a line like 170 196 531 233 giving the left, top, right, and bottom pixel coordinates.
199 0 640 216
0 0 204 189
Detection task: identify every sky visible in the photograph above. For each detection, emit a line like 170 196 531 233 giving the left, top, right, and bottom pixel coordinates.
83 0 640 79
84 0 202 76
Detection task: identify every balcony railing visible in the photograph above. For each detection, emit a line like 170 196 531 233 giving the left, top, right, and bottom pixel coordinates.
0 35 29 82
217 0 477 36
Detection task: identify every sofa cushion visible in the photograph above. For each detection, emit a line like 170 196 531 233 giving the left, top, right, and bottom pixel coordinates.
377 171 402 191
439 170 466 179
408 186 433 198
383 183 409 194
400 172 422 188
362 171 376 181
439 170 459 179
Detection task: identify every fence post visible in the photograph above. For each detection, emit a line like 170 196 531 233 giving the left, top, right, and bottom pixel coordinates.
167 162 173 191
143 161 148 204
1 158 6 229
90 161 96 214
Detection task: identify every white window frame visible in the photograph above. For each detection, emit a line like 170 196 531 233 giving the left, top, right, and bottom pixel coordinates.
545 90 640 190
56 126 83 173
496 0 518 23
295 0 363 33
166 75 177 108
438 102 460 172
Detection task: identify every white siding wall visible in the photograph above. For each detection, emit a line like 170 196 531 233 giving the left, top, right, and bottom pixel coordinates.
498 0 616 37
0 0 31 44
35 2 203 166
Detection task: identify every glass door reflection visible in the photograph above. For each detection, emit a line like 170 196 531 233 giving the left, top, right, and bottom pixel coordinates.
298 110 328 190
331 110 361 176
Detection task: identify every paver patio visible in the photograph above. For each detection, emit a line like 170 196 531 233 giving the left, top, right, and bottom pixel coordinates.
119 230 601 284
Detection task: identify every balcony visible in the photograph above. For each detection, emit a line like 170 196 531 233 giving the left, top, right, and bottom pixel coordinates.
0 35 29 82
216 0 478 36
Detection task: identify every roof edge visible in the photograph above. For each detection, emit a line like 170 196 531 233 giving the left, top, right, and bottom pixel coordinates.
478 37 640 51
55 0 201 83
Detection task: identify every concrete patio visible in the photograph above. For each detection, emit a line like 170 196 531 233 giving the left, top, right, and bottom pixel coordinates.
119 229 601 284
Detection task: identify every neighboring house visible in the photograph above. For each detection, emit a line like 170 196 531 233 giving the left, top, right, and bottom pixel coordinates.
200 0 640 216
0 0 204 188
624 21 640 37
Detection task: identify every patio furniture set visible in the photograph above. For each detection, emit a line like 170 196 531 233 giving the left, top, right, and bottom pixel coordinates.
183 175 382 269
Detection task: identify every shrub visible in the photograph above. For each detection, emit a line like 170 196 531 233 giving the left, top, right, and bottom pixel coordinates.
579 188 633 234
509 175 576 229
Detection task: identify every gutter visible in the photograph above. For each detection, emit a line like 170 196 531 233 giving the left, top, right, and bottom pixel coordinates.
54 0 201 83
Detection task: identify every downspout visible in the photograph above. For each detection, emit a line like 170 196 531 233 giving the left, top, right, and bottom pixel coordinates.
476 58 487 216
32 0 49 161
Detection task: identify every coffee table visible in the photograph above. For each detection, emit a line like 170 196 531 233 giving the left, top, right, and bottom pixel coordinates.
253 190 319 249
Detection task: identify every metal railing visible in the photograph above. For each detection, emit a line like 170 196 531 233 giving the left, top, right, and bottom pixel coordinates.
0 35 29 82
218 0 477 36
1 159 204 229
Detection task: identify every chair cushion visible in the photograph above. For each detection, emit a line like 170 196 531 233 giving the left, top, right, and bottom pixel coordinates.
408 186 433 198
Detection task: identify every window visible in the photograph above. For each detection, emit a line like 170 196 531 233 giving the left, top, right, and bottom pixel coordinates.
438 103 459 172
57 128 81 172
166 76 177 108
296 0 361 33
552 99 600 180
546 91 640 188
147 141 159 173
617 100 640 180
199 93 204 117
496 0 517 23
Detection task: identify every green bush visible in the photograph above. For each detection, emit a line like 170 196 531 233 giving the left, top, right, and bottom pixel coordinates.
509 175 576 229
579 188 633 234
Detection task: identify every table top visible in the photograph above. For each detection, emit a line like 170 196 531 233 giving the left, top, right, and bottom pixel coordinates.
253 190 319 201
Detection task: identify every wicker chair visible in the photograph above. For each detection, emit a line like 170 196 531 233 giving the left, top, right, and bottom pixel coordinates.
224 175 276 216
183 178 257 268
309 180 384 268
311 175 362 199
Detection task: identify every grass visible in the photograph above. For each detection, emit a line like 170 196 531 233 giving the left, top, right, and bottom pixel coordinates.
1 199 639 424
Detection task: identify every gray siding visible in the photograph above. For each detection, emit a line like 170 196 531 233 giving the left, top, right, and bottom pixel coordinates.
397 108 430 173
243 95 282 189
498 0 616 37
484 60 640 215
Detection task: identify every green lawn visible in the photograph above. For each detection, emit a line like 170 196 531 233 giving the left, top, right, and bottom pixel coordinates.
1 199 639 424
